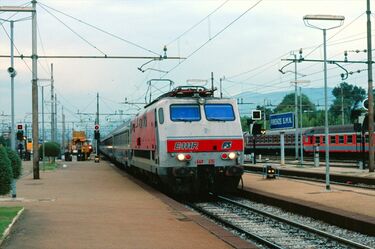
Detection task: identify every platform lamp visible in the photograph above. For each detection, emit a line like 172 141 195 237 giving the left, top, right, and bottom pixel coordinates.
303 14 345 191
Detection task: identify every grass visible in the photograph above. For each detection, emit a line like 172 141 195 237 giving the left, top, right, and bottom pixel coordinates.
41 161 59 171
0 207 23 236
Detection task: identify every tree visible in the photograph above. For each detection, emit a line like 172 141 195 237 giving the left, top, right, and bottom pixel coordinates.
0 136 10 147
274 93 316 114
6 148 22 179
0 145 12 195
39 142 60 162
330 82 366 123
273 93 320 128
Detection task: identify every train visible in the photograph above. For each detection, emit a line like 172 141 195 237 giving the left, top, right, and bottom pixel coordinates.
244 124 370 159
100 86 244 194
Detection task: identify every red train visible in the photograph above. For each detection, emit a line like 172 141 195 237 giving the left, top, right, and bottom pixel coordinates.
244 124 368 158
100 86 244 194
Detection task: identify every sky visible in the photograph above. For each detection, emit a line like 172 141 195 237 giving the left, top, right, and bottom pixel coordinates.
0 0 371 138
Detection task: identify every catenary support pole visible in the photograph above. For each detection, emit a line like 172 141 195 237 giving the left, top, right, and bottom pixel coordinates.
367 0 374 172
10 20 15 152
294 54 299 160
300 86 304 164
323 28 330 190
280 132 285 165
31 0 39 179
51 63 54 142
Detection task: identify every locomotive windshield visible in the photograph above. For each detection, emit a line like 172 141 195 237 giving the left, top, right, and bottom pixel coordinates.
170 104 201 121
204 104 235 121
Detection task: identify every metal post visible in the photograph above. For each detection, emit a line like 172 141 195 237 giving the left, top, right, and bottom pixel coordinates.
367 0 374 172
62 106 65 154
300 86 304 164
341 86 345 125
220 78 223 98
323 28 330 191
31 0 39 179
42 86 45 170
55 94 57 144
280 132 285 165
10 20 15 151
211 72 214 96
96 92 99 155
264 99 267 129
294 54 299 160
51 63 54 142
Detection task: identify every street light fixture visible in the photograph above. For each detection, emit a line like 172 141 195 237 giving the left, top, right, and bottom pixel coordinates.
303 14 345 191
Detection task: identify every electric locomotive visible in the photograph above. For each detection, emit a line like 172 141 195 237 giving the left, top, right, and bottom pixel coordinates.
100 86 244 194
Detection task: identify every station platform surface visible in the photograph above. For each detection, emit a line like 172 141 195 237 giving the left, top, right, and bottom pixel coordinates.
241 164 375 223
0 161 254 249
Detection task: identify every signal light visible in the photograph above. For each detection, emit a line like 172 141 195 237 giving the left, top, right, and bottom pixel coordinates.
252 110 262 120
16 131 24 140
17 124 23 130
94 124 100 131
221 153 228 160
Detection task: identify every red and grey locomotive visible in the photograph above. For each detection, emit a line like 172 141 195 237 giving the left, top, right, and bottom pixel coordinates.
100 86 244 194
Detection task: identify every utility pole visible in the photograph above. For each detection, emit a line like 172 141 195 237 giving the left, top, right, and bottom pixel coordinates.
10 20 15 151
96 92 99 155
55 94 58 144
31 0 39 179
341 86 345 125
50 63 54 142
294 53 299 160
367 0 374 172
220 78 223 98
62 106 65 153
211 72 214 96
263 99 267 129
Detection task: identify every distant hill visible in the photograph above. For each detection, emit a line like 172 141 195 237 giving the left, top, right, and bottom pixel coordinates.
234 87 334 115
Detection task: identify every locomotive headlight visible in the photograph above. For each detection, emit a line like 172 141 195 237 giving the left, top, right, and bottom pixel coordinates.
177 153 185 161
228 152 236 160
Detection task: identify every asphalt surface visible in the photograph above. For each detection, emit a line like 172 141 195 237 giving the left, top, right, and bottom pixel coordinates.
0 160 246 249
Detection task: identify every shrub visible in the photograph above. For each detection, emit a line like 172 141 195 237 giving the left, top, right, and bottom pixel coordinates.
39 142 60 160
6 148 22 179
0 136 9 147
0 145 12 195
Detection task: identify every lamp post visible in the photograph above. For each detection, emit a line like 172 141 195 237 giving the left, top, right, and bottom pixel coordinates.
303 14 345 191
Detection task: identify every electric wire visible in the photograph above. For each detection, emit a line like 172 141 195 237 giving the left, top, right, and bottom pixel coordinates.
161 0 264 78
37 22 51 76
38 1 160 56
38 3 107 56
0 21 32 72
166 0 230 46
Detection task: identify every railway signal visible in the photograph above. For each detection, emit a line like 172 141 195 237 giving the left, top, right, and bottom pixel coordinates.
252 110 262 120
94 124 100 140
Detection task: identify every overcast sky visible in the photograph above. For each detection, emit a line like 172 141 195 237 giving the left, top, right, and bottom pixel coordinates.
0 0 371 136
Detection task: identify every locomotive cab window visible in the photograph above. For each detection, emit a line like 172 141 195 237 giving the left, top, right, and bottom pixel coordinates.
158 108 164 124
170 104 201 122
204 104 235 121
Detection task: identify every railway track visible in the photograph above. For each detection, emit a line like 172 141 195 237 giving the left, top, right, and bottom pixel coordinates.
189 195 374 249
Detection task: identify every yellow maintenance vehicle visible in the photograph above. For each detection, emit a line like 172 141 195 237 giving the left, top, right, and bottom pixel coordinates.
66 131 93 161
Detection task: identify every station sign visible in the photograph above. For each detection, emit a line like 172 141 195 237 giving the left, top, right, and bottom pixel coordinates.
270 112 294 130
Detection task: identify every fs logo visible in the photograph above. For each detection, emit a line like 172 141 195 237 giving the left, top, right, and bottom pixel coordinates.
174 142 199 150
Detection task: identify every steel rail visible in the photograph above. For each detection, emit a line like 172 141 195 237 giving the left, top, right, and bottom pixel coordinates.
217 195 373 249
188 202 285 249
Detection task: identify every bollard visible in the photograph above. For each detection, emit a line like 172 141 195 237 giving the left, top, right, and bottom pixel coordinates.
314 144 320 167
358 161 363 170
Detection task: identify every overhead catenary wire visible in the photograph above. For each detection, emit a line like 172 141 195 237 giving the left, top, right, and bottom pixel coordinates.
38 3 107 56
161 0 264 78
0 21 32 73
166 0 230 46
37 1 161 57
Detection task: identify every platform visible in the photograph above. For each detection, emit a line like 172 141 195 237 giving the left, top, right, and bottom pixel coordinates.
0 161 255 249
241 167 375 235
